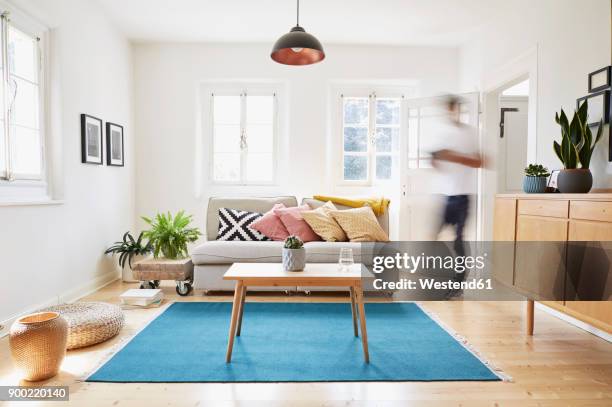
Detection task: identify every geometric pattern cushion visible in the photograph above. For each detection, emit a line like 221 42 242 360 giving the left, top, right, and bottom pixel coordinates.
216 208 270 241
302 201 348 242
329 206 390 242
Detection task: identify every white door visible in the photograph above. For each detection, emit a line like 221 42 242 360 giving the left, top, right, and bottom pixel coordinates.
398 93 480 241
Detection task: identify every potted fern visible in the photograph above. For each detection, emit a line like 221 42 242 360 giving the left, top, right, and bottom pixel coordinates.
105 232 152 282
282 235 305 271
142 210 201 259
553 100 603 193
523 164 550 193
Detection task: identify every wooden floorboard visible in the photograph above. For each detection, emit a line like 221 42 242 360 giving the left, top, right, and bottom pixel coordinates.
0 280 611 406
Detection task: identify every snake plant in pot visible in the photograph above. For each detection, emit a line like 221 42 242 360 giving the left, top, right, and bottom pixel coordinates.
553 100 603 193
282 235 305 272
523 164 550 193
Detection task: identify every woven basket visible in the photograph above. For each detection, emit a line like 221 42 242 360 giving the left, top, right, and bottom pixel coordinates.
9 312 68 381
39 302 124 350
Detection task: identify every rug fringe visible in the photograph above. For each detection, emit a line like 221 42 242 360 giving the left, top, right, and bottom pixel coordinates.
77 301 175 382
415 302 513 382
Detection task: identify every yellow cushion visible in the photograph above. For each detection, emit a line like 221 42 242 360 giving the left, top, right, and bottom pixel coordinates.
302 201 348 242
330 207 389 242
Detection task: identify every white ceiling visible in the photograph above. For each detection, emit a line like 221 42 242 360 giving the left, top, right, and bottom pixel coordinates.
96 0 516 46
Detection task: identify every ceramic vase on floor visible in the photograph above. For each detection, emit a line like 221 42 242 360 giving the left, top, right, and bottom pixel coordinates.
9 312 68 381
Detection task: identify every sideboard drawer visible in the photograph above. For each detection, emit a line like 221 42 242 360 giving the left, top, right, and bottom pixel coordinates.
518 199 569 218
570 200 612 222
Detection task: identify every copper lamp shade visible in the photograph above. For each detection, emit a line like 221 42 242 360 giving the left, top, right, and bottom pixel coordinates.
271 0 325 66
271 26 325 65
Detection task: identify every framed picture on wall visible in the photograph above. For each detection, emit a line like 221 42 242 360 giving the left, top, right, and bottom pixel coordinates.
81 114 103 164
106 122 124 167
576 89 610 127
588 66 611 93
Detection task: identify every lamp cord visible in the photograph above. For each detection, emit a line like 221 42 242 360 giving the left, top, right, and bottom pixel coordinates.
296 0 300 26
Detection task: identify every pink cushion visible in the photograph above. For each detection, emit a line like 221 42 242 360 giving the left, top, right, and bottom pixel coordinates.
250 203 290 241
274 204 322 242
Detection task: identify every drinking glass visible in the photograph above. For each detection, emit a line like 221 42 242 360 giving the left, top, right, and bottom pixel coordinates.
339 248 354 270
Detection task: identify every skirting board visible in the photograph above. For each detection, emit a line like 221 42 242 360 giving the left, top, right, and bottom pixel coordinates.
0 270 120 338
536 302 612 343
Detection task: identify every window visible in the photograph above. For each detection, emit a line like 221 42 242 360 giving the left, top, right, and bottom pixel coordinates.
0 13 44 182
211 91 276 184
341 94 401 183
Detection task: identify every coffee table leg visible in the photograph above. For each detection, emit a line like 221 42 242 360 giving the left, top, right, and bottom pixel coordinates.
349 286 358 337
355 282 369 363
236 285 247 336
226 280 244 363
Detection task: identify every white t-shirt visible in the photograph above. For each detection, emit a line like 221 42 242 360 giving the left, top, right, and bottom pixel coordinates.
431 121 479 196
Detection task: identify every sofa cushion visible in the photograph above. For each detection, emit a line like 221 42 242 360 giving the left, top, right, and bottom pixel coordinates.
302 201 348 242
303 198 389 236
274 204 322 242
206 196 298 240
330 207 390 242
192 241 284 265
250 203 290 241
216 208 269 241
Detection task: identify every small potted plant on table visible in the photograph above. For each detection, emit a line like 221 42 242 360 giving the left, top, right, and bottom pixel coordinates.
523 164 550 193
282 235 305 272
105 232 152 282
553 100 603 193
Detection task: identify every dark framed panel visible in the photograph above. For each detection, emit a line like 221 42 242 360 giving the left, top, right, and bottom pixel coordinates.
588 66 611 93
576 89 610 127
106 122 124 167
80 114 103 164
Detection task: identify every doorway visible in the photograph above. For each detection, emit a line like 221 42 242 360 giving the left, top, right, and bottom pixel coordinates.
498 78 530 192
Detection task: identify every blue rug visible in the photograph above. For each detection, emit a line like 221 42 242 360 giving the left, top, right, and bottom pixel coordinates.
87 302 501 382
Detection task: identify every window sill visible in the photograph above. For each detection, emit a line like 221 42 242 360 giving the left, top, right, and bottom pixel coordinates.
0 199 64 207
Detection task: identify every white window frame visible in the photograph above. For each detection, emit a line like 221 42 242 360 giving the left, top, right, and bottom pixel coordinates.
207 83 280 186
335 87 409 186
0 5 49 202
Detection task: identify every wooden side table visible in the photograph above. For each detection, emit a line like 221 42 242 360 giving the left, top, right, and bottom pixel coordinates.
133 258 194 296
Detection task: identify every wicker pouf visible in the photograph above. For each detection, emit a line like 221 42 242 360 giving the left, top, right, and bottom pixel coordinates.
39 302 124 350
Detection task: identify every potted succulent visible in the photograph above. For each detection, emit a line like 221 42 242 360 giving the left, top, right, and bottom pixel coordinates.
105 232 152 282
553 100 603 193
282 235 305 272
523 164 550 193
142 210 201 259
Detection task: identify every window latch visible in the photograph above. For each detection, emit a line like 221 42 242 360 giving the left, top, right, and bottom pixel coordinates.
240 129 247 150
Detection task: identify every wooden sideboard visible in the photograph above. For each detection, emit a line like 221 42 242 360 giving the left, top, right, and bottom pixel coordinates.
494 193 612 335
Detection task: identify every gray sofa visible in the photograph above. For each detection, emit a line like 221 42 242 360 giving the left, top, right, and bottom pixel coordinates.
191 196 389 292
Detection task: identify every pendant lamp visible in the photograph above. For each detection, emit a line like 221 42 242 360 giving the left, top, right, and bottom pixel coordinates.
271 0 325 65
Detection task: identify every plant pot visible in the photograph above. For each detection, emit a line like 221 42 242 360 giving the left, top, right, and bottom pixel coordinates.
9 312 68 381
122 254 146 282
557 169 593 193
523 176 548 193
282 247 305 271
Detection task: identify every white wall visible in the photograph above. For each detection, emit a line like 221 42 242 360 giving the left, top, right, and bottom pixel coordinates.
460 0 611 182
0 0 134 324
133 43 459 239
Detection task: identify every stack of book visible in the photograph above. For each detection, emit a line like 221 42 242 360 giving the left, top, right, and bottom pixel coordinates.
120 288 164 308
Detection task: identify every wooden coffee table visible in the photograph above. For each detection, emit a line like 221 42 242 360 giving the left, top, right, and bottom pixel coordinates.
223 262 370 363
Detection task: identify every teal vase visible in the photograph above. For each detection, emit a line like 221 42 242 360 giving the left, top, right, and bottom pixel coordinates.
523 176 547 193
